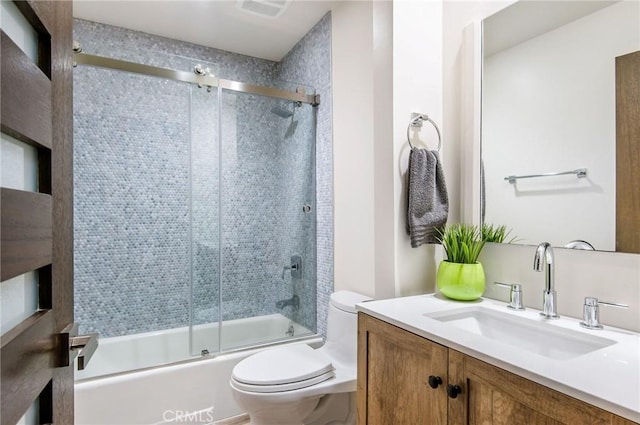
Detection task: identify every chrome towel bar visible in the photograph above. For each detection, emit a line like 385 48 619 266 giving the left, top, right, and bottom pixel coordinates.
504 168 587 184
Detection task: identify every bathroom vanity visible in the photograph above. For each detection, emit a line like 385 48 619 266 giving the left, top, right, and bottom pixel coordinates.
356 295 640 424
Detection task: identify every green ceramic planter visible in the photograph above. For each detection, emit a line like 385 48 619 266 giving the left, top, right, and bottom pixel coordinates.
436 261 486 301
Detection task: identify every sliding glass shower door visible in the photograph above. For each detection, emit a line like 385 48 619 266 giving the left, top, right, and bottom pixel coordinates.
218 89 317 351
74 66 193 341
189 77 222 356
74 52 317 377
190 87 317 356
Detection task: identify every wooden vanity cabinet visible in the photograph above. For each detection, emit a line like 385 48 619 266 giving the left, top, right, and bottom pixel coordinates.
357 313 639 425
357 312 448 424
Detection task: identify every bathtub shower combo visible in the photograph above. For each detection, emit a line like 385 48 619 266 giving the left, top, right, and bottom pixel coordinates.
73 46 321 424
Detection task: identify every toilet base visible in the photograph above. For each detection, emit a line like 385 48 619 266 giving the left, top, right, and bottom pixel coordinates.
303 392 355 425
236 391 356 425
233 391 321 425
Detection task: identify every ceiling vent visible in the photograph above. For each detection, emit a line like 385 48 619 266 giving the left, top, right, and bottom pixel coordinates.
236 0 291 18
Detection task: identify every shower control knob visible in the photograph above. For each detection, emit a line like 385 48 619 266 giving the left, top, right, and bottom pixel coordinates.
427 375 442 389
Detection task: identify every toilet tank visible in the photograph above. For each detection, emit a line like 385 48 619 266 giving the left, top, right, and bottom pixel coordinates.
322 291 372 368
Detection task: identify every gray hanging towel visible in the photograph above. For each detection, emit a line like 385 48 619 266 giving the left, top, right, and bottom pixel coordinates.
406 148 449 247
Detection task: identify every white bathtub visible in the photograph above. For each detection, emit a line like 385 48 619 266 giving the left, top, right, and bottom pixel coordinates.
75 314 322 425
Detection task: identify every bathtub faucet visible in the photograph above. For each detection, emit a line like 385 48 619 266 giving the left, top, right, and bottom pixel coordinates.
276 295 300 311
286 324 295 337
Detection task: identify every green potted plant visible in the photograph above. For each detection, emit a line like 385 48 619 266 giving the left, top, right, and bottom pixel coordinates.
436 224 515 301
436 224 486 300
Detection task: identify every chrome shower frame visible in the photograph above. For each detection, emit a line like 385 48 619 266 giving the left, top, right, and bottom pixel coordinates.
73 50 321 106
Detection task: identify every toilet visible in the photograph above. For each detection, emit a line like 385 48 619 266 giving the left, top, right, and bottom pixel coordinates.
230 291 371 425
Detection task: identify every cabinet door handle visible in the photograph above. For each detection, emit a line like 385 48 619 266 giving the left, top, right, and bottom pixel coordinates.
446 384 462 399
427 375 442 389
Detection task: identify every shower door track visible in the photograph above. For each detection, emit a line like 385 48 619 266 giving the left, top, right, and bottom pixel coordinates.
74 52 320 106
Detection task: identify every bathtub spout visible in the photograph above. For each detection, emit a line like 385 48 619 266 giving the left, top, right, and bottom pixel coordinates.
286 324 295 337
276 295 300 311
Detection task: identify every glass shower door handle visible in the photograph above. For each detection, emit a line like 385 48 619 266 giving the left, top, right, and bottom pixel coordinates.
58 323 99 371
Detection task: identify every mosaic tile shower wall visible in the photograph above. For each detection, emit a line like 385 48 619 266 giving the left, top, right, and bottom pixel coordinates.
73 16 332 339
74 68 192 336
278 13 331 335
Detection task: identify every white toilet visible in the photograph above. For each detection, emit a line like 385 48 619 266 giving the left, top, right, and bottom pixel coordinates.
230 291 371 425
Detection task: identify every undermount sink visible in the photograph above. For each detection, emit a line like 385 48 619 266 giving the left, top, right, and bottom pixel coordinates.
424 307 616 360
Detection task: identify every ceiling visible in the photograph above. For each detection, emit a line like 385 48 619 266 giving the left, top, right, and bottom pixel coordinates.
73 0 336 62
483 0 619 56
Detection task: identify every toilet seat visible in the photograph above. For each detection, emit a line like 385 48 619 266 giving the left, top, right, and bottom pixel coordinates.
231 344 335 393
232 370 335 393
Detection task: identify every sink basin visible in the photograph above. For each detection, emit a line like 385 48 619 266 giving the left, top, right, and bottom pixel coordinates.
425 307 616 360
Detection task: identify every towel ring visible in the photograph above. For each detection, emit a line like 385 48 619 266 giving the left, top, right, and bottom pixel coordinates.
407 114 442 152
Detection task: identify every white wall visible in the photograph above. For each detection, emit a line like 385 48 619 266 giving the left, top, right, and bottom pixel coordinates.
392 0 444 297
483 1 640 250
373 1 396 300
332 0 444 300
331 1 376 298
444 0 640 332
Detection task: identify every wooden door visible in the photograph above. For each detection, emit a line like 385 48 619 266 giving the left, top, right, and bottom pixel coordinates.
448 351 632 425
357 314 448 425
1 1 74 424
616 50 640 254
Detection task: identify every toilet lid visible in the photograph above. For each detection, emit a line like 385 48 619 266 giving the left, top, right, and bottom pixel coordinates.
231 370 335 393
232 344 334 386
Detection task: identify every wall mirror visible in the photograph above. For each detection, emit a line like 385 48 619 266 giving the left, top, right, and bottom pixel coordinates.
480 0 640 253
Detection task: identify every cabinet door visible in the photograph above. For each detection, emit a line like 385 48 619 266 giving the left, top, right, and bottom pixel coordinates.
357 313 448 425
448 350 630 425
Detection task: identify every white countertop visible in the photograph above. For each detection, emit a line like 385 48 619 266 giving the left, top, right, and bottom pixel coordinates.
356 294 640 422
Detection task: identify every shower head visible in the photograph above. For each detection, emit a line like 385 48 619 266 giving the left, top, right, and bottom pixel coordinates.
271 106 294 118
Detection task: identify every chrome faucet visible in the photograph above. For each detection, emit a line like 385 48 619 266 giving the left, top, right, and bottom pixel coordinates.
580 296 628 330
493 282 525 310
285 323 295 337
282 263 299 279
282 255 302 279
564 239 595 250
533 242 559 318
276 295 300 311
